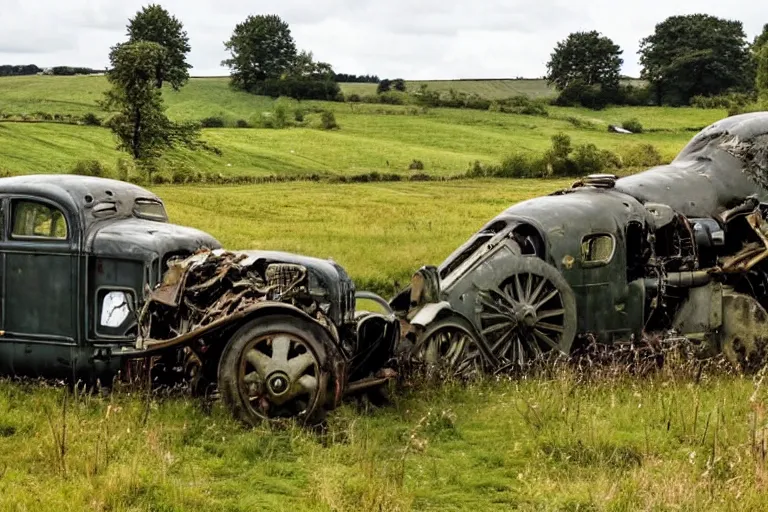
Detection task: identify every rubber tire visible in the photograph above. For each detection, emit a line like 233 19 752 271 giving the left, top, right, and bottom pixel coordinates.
217 314 330 427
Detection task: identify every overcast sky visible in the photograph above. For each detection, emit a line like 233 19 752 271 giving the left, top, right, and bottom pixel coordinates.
1 0 765 79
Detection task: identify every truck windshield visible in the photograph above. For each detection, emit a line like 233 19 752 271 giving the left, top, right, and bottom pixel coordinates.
134 198 168 222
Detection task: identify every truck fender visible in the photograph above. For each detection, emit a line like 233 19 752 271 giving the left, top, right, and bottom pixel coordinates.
410 301 457 328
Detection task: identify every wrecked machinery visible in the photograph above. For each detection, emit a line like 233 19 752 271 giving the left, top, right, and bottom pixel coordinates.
0 175 398 425
394 111 768 375
4 111 768 427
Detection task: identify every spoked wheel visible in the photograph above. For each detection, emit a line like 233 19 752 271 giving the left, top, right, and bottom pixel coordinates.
218 315 330 426
476 257 577 370
719 290 768 373
413 316 483 378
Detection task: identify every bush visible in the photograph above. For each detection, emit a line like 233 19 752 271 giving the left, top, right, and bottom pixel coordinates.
491 95 548 117
273 105 289 129
571 144 606 175
320 110 339 130
116 158 133 181
294 109 305 123
378 91 408 105
620 143 664 168
71 159 108 177
235 119 250 128
495 153 548 178
200 116 225 128
248 78 342 101
171 165 198 184
409 159 425 171
82 112 101 126
621 118 644 133
348 93 361 103
689 92 754 110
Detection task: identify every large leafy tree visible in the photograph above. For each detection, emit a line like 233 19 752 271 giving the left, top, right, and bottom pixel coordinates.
127 4 191 90
222 14 298 90
755 24 768 51
104 41 202 179
546 31 623 91
757 44 768 102
639 14 751 105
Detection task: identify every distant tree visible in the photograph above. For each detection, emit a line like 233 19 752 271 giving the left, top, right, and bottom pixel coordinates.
103 41 202 180
755 24 768 51
639 14 752 105
289 50 334 80
127 4 191 90
546 31 623 91
377 79 392 94
757 44 768 102
222 14 297 91
392 78 406 92
333 73 379 83
0 64 41 76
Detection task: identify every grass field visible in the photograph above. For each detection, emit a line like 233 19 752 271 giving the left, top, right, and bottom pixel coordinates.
0 75 762 511
0 75 725 178
1 180 767 511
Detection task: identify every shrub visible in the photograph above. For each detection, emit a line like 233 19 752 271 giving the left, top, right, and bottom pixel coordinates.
409 159 425 171
273 105 289 129
116 158 134 181
571 144 606 175
320 110 339 130
378 91 407 105
82 112 102 126
490 96 548 116
377 79 392 94
495 153 548 178
621 118 644 133
171 165 197 184
550 133 573 159
71 159 107 177
200 116 225 128
348 93 361 103
235 119 250 128
620 143 664 168
294 109 305 123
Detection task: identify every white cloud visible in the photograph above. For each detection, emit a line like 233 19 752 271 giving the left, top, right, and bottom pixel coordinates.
0 0 764 78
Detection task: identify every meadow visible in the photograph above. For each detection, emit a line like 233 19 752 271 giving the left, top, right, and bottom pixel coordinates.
0 180 767 511
0 75 763 511
0 76 725 178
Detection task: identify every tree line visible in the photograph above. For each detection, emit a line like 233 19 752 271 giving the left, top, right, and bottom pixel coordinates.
0 65 102 76
546 15 768 108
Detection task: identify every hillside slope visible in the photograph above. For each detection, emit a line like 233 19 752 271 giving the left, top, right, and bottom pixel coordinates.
0 76 724 178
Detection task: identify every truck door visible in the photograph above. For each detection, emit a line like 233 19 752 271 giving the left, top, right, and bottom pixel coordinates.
0 197 79 379
0 197 10 375
566 228 642 340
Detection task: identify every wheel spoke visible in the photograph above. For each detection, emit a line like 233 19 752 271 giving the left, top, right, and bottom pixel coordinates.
534 289 559 310
244 371 261 384
271 335 291 363
288 353 315 379
424 335 440 363
514 274 524 302
246 349 272 376
482 321 514 336
529 277 547 304
533 328 560 350
479 313 513 322
298 375 318 394
537 322 565 334
524 273 533 302
538 308 565 320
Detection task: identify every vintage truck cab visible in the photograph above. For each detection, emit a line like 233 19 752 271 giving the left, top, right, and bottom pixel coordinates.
0 175 399 426
0 175 220 380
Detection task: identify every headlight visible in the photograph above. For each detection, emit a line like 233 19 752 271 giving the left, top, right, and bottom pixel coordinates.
100 291 133 328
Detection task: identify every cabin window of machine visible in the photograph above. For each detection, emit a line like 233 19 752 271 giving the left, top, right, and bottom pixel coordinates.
581 233 615 266
11 200 68 240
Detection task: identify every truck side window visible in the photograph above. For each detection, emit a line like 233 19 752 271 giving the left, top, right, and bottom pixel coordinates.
581 234 614 265
11 200 68 240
